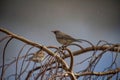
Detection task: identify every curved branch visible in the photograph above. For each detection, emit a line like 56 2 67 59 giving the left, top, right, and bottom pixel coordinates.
66 71 77 80
64 48 74 71
63 44 120 59
76 68 120 77
1 37 13 80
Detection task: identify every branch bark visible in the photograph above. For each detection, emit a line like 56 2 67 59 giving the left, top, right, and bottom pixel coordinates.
76 68 120 77
63 44 120 59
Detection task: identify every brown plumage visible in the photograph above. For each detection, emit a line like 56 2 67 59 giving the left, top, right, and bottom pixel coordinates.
26 50 45 63
52 30 82 45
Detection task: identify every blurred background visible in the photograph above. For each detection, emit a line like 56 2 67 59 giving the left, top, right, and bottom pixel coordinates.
0 0 120 79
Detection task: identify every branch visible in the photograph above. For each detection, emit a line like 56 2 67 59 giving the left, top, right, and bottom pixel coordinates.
63 44 120 59
76 68 120 77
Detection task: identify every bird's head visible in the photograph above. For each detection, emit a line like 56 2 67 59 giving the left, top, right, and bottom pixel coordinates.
51 30 60 34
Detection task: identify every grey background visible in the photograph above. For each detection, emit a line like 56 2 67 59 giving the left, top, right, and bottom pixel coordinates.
0 0 120 79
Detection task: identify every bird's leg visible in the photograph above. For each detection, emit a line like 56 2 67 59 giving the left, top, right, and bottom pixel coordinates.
57 46 66 58
59 46 68 58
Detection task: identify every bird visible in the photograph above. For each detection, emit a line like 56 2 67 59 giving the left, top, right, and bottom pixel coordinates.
26 50 45 63
52 30 82 46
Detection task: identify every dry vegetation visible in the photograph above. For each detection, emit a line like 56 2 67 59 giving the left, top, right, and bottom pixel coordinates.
0 28 120 80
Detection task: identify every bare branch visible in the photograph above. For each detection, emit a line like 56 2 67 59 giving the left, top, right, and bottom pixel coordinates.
76 68 120 76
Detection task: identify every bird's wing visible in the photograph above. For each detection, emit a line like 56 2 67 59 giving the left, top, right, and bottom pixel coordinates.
63 34 77 41
57 33 74 40
59 33 82 42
